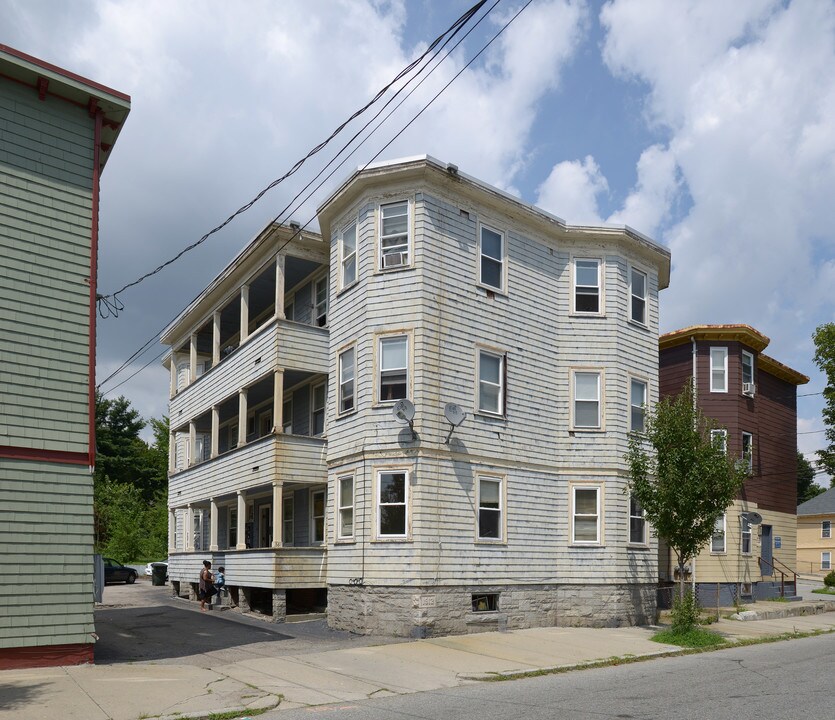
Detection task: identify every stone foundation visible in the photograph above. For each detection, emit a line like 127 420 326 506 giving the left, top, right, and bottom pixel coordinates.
328 583 656 637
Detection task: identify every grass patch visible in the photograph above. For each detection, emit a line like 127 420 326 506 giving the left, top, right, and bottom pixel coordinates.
651 627 727 648
765 596 789 602
192 709 271 720
812 587 835 595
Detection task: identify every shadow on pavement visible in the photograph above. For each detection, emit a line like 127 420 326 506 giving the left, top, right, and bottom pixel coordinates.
94 605 291 664
0 682 50 711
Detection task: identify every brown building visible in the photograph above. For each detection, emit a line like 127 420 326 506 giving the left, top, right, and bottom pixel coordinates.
659 325 808 604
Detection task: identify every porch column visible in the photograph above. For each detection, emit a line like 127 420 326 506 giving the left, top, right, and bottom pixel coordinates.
186 504 194 551
273 369 284 433
272 482 283 548
189 421 196 467
168 430 176 473
209 498 219 551
168 509 177 552
211 405 219 458
238 389 248 447
189 333 197 384
275 254 286 320
169 358 176 398
212 310 221 366
240 285 250 344
236 491 247 550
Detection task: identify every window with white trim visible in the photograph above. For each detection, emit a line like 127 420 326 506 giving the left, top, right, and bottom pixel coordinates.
282 397 293 434
823 520 831 539
340 222 357 288
282 496 294 545
741 432 753 472
312 383 326 436
193 511 203 551
379 335 408 402
477 475 502 541
629 496 646 544
572 486 600 544
711 429 728 454
742 350 754 388
574 258 600 313
378 470 408 538
479 225 504 291
338 475 354 539
629 267 647 324
228 507 237 549
630 379 647 433
478 349 505 415
311 489 325 544
338 347 355 414
741 515 752 555
711 514 726 553
710 347 728 392
823 551 832 570
314 275 328 327
379 201 409 269
573 371 601 429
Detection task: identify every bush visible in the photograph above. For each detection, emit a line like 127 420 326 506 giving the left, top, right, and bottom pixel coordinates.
824 570 835 588
671 590 701 633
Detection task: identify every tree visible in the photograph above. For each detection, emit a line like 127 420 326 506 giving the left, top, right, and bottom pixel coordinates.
626 381 748 599
797 451 825 504
813 323 835 483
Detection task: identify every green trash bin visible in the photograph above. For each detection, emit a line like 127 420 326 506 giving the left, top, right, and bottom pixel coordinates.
151 563 167 586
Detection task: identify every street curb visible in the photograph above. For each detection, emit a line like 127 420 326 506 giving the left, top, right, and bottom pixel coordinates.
155 693 281 720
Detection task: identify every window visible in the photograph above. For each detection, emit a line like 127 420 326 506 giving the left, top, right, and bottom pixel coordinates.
228 507 237 548
472 593 499 612
629 267 647 324
572 486 600 544
478 350 505 415
823 552 832 571
338 475 354 539
380 201 409 268
378 470 408 538
282 496 294 545
259 410 272 438
193 511 203 551
711 429 728 454
285 299 295 321
338 347 355 414
479 225 504 291
340 222 357 288
574 258 600 313
379 335 408 402
229 423 238 450
282 397 293 434
311 489 325 544
742 350 754 386
314 275 328 327
259 504 272 547
823 520 831 539
573 371 601 429
477 475 503 540
312 383 325 436
741 432 753 472
629 496 646 544
711 514 726 553
630 379 647 433
741 515 752 555
710 347 728 392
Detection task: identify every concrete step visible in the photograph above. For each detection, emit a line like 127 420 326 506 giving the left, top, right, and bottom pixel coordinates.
729 599 835 621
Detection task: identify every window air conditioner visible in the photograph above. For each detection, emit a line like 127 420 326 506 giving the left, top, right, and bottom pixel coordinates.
383 251 406 269
742 382 756 397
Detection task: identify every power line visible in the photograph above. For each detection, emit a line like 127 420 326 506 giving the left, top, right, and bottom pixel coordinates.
95 0 489 316
99 347 169 397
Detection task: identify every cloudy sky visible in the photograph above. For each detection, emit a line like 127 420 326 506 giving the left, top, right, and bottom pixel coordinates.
3 0 833 477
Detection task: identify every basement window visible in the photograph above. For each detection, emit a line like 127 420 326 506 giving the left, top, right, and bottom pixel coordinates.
471 593 499 613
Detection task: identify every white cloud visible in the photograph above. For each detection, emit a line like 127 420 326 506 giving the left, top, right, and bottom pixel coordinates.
535 155 607 224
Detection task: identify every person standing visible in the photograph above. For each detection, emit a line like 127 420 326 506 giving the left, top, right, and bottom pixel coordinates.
198 560 215 611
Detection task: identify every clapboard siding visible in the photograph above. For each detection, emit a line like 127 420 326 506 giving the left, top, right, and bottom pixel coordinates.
169 548 326 588
0 80 94 453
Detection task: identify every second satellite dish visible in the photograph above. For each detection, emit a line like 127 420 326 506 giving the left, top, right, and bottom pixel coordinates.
444 403 466 427
392 399 415 424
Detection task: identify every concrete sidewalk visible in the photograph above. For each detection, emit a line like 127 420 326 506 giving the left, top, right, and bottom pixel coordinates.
2 597 835 720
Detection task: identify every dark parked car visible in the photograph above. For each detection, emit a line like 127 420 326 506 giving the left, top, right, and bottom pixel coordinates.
104 557 137 584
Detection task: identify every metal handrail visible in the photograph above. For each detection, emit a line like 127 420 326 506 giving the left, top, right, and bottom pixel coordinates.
758 556 786 597
770 556 798 589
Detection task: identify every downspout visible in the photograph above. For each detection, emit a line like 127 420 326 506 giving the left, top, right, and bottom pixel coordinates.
88 109 103 472
691 337 697 597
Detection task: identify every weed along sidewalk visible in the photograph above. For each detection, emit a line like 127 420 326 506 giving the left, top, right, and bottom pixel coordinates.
2 585 835 720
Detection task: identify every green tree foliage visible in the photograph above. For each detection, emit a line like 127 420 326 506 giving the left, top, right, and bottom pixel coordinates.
813 323 835 483
797 451 825 504
94 392 169 561
626 381 748 599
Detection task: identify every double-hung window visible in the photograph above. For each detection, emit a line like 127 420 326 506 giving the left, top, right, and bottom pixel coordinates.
311 489 325 544
710 347 728 392
823 520 831 539
572 486 600 544
823 552 832 570
282 397 293 434
711 514 726 553
629 496 647 544
711 428 728 454
741 350 755 395
338 475 354 539
741 432 753 472
311 383 326 436
629 267 647 324
574 259 600 313
478 350 504 415
477 475 503 541
380 201 409 269
282 496 294 545
630 379 647 433
340 222 357 288
573 371 601 429
740 515 752 554
479 225 504 291
379 335 408 402
378 470 408 538
338 347 355 414
314 275 328 327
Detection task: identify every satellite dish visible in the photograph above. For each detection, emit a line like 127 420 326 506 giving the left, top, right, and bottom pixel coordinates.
744 511 763 525
444 403 466 427
392 399 415 424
